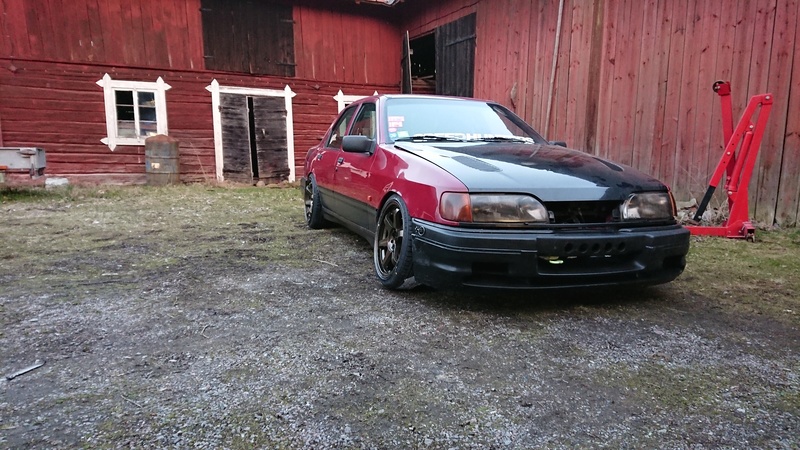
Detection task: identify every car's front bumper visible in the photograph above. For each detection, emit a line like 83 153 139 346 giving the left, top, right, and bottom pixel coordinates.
410 219 690 290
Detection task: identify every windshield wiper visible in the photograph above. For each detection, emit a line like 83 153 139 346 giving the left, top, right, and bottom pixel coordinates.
394 134 468 142
467 136 532 143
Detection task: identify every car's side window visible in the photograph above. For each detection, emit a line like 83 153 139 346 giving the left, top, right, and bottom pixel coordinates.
351 103 376 139
326 105 358 149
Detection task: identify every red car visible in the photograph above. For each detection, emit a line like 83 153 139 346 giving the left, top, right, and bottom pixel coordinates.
302 95 690 290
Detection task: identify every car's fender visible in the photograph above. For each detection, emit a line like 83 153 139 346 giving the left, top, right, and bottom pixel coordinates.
368 146 466 224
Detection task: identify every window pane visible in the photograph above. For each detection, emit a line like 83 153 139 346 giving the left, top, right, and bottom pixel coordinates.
117 105 135 121
140 121 158 137
117 120 136 138
139 106 157 122
326 106 357 149
138 91 155 107
115 90 134 106
352 103 376 139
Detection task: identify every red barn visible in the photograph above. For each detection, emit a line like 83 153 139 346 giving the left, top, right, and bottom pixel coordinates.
0 0 406 184
1 0 799 225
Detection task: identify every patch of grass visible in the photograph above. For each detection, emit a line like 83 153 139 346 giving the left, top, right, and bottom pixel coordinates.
0 185 125 204
674 232 800 324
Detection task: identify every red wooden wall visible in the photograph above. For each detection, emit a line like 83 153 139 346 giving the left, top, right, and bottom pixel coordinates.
0 0 205 70
0 0 401 183
463 0 800 226
401 0 479 37
294 4 400 85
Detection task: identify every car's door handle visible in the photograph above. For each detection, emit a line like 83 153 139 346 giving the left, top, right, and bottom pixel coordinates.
337 157 344 165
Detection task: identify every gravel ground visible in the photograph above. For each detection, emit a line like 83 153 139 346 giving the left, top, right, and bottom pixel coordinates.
0 185 798 449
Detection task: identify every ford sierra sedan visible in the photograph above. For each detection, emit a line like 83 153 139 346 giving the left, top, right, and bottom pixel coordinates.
302 95 690 290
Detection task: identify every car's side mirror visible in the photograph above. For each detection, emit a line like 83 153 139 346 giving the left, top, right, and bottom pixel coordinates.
342 135 375 154
549 140 567 147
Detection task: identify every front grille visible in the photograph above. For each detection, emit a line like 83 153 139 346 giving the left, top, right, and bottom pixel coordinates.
546 201 620 224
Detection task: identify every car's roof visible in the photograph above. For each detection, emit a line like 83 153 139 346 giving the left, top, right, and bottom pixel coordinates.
349 94 494 105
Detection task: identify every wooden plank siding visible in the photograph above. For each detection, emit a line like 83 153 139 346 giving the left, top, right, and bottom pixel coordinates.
401 0 479 39
0 58 398 182
293 5 400 85
1 0 205 70
779 0 800 225
461 0 800 226
757 0 797 225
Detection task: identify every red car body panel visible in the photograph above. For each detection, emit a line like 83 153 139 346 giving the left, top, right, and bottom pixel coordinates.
305 100 467 229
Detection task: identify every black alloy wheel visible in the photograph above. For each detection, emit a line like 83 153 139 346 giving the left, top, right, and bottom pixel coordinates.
374 194 413 289
304 175 328 229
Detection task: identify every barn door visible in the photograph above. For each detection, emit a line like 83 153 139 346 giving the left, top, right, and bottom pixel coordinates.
220 93 289 183
251 96 290 181
401 31 412 94
220 93 253 183
435 13 476 97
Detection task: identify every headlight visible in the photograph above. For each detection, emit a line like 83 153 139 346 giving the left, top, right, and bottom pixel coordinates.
620 192 675 220
440 193 549 223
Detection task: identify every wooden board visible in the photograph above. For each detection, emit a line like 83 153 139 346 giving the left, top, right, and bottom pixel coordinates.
744 0 776 218
435 13 476 97
219 93 253 183
252 96 290 182
777 0 800 226
755 0 796 225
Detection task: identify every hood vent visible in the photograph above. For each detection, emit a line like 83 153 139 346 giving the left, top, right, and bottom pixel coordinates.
452 155 501 172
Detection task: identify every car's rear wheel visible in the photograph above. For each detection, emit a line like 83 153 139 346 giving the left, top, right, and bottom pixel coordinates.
304 175 329 229
374 195 413 289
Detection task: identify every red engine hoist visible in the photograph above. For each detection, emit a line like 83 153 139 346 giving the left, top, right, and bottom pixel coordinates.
685 81 773 241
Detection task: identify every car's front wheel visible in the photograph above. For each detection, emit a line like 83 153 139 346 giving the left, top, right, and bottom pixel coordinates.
374 195 414 289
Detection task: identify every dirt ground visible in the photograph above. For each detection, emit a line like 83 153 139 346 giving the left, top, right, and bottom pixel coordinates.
1 185 798 449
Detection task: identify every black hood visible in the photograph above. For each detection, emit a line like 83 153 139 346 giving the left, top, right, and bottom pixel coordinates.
393 141 667 202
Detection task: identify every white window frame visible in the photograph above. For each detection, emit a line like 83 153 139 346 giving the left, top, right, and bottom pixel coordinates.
333 90 379 112
96 73 171 151
205 79 297 182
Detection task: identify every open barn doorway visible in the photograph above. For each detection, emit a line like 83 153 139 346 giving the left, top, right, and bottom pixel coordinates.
408 33 436 94
404 13 476 97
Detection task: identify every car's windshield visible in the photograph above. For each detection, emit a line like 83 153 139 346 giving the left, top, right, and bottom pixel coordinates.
384 98 547 144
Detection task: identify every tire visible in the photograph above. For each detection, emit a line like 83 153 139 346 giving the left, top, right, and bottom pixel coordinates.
304 175 329 229
374 194 414 289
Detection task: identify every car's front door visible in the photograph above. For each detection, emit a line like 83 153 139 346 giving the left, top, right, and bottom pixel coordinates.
314 105 358 218
334 102 378 235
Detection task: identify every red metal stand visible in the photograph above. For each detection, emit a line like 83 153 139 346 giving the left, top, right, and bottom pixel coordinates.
685 81 773 241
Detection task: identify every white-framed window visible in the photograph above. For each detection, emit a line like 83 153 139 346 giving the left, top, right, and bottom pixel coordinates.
96 74 171 151
333 89 379 112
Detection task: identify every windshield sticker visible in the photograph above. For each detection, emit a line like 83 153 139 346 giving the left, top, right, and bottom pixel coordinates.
388 116 405 128
396 131 410 138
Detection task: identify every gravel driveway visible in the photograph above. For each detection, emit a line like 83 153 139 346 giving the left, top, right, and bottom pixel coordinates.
1 185 798 449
